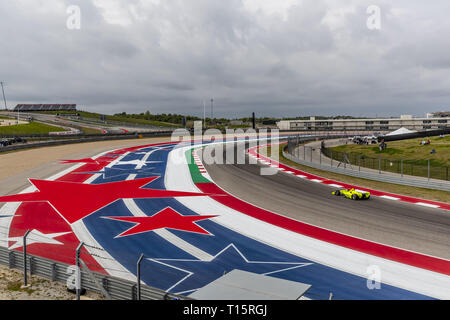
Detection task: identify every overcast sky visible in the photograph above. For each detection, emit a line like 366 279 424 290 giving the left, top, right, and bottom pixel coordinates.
1 0 450 118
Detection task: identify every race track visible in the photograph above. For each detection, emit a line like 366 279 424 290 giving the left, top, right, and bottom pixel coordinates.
0 137 449 300
205 142 450 260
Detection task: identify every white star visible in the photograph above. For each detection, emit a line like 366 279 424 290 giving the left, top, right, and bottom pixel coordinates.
135 147 172 154
148 243 313 294
6 229 71 250
116 160 162 166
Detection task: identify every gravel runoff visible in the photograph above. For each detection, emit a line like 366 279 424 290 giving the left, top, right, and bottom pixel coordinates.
0 264 104 300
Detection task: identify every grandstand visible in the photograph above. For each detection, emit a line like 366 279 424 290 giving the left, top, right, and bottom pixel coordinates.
14 104 77 112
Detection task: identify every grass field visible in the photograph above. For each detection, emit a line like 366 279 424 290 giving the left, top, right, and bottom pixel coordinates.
0 122 66 135
327 135 450 180
332 135 450 166
265 145 449 203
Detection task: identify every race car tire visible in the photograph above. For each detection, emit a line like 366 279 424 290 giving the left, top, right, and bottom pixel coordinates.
334 190 340 196
352 194 358 200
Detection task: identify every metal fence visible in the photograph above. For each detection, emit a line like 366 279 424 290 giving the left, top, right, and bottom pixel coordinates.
321 147 449 181
284 136 450 191
0 245 190 300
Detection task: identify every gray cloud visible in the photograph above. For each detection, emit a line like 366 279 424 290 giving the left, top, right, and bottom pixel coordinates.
1 0 450 118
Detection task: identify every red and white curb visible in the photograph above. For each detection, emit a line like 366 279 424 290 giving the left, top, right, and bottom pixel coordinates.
247 143 450 211
192 149 207 173
192 149 212 179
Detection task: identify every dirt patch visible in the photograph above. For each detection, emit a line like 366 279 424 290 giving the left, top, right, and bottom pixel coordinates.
0 264 104 300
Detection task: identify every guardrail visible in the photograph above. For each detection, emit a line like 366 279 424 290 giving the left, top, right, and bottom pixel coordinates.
0 131 174 153
283 137 450 191
0 246 190 300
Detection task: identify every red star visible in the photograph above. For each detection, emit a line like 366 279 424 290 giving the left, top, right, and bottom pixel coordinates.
104 207 217 237
60 158 112 165
0 177 213 224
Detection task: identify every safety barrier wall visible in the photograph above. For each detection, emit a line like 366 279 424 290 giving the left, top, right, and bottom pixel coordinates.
0 131 174 153
0 246 190 300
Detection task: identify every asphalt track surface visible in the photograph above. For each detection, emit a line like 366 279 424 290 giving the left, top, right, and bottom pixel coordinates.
204 142 450 260
1 138 448 299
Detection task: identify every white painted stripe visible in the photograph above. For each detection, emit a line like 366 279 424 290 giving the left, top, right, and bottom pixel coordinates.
328 184 344 188
156 229 214 261
126 174 137 181
415 202 440 208
380 195 400 201
310 179 323 183
296 175 307 178
284 171 294 174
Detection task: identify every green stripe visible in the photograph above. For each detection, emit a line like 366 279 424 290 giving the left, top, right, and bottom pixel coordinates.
185 148 211 183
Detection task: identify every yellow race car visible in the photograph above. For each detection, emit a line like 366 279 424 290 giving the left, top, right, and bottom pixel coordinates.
332 188 370 200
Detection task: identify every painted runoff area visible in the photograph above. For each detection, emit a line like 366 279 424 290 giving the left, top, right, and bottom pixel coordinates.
0 137 448 300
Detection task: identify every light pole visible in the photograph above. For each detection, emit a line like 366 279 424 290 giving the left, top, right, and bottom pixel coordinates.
203 100 206 129
0 81 7 111
210 98 214 124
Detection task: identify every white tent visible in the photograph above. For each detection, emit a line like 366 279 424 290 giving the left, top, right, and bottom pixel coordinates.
385 127 416 136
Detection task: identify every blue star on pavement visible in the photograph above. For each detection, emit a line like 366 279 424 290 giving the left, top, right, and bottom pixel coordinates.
147 243 313 295
75 167 158 180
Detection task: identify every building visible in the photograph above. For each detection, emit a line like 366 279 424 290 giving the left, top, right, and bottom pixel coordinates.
277 115 450 131
426 111 450 118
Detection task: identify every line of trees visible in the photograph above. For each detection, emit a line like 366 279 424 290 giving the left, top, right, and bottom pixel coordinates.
114 111 362 125
114 111 202 125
